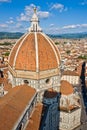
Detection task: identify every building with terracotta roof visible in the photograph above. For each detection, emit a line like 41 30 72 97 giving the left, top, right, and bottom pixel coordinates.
7 8 61 130
59 80 81 130
0 8 81 130
8 9 61 101
0 85 37 130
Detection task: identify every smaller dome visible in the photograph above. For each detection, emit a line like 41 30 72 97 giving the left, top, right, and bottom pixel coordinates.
60 80 74 95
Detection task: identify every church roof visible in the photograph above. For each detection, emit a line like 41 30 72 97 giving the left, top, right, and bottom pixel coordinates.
0 85 36 130
25 103 45 130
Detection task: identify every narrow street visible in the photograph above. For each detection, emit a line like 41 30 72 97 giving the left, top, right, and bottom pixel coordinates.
75 62 87 130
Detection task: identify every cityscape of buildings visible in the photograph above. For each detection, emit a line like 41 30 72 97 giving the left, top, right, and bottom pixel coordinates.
0 5 87 130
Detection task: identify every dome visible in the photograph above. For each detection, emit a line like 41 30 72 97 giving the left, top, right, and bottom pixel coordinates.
8 8 61 80
60 80 74 95
9 32 60 71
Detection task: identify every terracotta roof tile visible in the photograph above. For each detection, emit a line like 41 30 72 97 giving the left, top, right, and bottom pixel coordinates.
9 32 60 72
37 33 58 70
0 64 8 68
62 70 80 76
26 103 45 130
0 85 36 130
60 80 74 95
9 35 26 67
48 37 61 62
15 33 36 71
59 105 77 111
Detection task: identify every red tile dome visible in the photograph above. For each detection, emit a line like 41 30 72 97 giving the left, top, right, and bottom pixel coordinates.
8 32 60 72
8 8 61 80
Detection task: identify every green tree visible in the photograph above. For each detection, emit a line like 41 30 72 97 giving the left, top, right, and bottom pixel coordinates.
78 55 87 59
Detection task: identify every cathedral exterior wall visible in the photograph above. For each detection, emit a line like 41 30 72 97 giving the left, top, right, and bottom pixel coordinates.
61 75 80 86
14 93 37 130
59 108 81 130
8 71 60 91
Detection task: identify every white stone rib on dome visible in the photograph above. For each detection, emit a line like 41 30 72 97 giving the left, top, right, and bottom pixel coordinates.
13 33 30 69
46 34 61 62
35 32 39 72
8 33 27 64
40 32 60 67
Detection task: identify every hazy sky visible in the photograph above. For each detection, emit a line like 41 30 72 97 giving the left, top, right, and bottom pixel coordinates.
0 0 87 34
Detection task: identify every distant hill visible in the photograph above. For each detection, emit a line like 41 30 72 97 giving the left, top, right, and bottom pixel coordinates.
0 32 87 39
48 32 87 39
0 32 24 39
